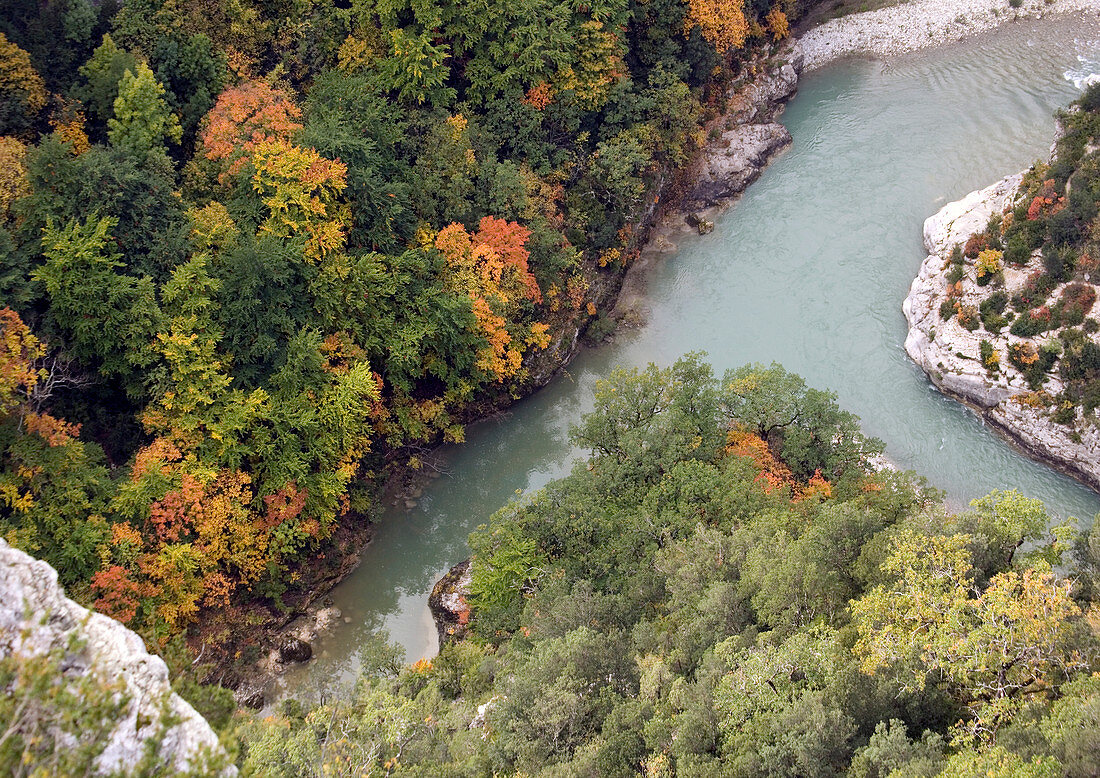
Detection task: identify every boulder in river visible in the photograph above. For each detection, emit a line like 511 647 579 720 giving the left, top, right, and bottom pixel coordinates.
279 636 313 664
429 560 473 646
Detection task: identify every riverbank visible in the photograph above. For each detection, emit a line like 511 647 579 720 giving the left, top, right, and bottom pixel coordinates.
800 0 1100 71
904 176 1100 494
244 9 1100 706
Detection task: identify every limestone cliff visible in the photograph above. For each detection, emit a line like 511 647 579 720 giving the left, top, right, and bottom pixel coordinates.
0 540 235 776
903 177 1100 492
682 43 802 212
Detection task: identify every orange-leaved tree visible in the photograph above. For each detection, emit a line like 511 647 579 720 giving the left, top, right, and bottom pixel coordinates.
435 216 548 381
199 80 303 180
683 0 749 54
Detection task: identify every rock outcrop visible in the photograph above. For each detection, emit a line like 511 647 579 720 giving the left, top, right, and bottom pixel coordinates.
682 44 802 211
428 560 472 647
0 540 235 776
903 177 1100 492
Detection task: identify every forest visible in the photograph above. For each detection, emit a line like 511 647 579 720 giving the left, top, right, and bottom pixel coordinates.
4 0 1100 775
237 356 1100 776
0 0 798 667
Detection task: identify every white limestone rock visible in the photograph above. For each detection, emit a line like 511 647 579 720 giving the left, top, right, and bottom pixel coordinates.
903 175 1100 492
0 540 236 776
799 0 1100 72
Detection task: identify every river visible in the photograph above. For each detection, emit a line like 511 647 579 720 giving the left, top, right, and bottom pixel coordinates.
274 13 1100 700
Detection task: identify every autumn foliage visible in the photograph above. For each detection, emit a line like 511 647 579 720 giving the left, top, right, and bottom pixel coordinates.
200 80 303 177
726 428 834 500
0 137 29 221
436 217 547 380
250 139 349 260
765 7 790 40
684 0 749 54
0 33 47 137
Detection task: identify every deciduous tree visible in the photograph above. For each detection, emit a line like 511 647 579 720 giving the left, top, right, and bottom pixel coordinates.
108 61 183 156
0 32 47 139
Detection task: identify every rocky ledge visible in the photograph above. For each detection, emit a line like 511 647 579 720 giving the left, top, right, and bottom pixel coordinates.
0 540 235 775
428 560 472 647
681 43 803 215
903 176 1100 492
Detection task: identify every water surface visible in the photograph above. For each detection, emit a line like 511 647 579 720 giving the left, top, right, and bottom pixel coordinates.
277 15 1100 699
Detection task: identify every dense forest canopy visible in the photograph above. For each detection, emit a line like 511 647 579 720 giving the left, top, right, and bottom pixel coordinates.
238 355 1100 776
0 0 801 660
3 0 1100 774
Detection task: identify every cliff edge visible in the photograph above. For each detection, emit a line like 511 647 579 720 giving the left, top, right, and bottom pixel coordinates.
0 539 235 776
904 176 1100 492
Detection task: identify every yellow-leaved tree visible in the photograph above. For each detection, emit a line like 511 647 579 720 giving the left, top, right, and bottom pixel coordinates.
683 0 749 54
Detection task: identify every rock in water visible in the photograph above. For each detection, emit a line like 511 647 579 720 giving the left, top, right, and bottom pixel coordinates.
0 540 235 776
428 560 473 646
278 636 313 664
903 175 1100 492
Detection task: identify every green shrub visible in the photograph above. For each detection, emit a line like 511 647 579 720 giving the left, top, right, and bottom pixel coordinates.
1052 401 1078 426
1012 270 1053 312
1043 245 1076 282
1010 306 1052 337
1003 234 1032 266
1054 282 1097 328
980 291 1009 333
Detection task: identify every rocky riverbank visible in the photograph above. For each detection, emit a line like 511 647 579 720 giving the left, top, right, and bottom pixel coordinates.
611 43 803 325
904 176 1100 492
800 0 1100 71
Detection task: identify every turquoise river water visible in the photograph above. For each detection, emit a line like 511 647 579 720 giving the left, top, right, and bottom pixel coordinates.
276 14 1100 700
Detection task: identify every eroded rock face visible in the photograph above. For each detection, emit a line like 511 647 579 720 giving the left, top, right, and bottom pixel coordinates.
690 123 794 207
682 43 802 211
903 176 1100 492
0 540 235 776
428 560 472 647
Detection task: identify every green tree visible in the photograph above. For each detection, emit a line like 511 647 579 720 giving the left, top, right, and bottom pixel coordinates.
21 135 190 282
852 530 1091 741
35 215 164 397
75 34 139 134
300 69 414 252
721 362 883 481
108 61 183 157
149 32 227 146
570 353 724 494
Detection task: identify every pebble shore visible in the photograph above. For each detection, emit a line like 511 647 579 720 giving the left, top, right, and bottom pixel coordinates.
800 0 1100 71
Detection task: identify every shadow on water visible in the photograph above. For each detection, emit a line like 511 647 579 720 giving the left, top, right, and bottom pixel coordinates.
275 14 1100 702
